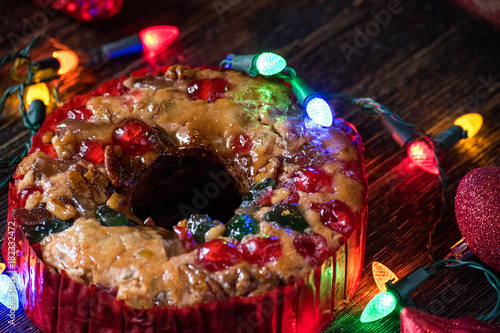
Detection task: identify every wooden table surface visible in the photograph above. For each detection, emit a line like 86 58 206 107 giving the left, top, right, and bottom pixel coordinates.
1 0 500 332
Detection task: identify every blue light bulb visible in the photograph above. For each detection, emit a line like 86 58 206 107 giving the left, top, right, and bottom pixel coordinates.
306 97 333 127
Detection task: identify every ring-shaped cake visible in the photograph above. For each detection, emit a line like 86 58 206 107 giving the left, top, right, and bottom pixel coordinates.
3 65 367 332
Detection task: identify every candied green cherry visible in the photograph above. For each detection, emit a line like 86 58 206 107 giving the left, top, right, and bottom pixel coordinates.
240 178 276 208
21 218 73 244
264 203 309 232
223 214 259 241
96 205 136 227
186 214 219 244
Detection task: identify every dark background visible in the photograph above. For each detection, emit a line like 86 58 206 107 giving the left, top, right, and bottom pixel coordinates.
1 0 500 332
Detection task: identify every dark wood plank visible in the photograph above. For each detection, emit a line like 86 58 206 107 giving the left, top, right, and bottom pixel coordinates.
1 0 499 332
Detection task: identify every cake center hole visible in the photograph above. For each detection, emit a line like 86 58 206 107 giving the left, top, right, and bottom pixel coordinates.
131 148 243 229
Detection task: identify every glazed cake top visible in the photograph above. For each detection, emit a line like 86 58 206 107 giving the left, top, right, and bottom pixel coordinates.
12 66 366 309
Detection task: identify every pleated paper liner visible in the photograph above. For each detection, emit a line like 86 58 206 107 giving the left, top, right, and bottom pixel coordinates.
2 219 365 333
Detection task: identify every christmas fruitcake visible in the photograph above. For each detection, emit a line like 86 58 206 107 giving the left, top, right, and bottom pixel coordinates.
4 65 367 332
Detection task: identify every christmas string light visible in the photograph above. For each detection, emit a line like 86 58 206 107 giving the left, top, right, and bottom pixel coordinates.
361 259 500 323
289 76 334 127
406 113 483 176
0 267 18 311
0 34 59 188
222 52 334 127
0 261 18 311
372 262 399 292
52 50 79 75
454 113 483 138
330 95 449 263
221 52 287 76
25 82 51 106
99 25 179 60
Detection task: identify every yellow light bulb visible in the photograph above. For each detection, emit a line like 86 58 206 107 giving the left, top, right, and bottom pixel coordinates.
52 50 79 75
26 83 50 106
454 113 483 139
372 262 399 292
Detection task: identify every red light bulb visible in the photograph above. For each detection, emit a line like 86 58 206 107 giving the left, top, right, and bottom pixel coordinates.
407 141 439 175
139 25 179 57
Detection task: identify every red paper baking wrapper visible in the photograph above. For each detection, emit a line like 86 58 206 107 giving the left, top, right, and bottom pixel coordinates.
448 0 500 29
2 69 368 333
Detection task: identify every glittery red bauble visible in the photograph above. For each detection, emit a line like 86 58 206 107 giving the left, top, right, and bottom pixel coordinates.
35 0 123 21
455 166 500 272
400 307 500 333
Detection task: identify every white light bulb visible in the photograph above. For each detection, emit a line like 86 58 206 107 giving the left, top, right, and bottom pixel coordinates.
306 97 333 127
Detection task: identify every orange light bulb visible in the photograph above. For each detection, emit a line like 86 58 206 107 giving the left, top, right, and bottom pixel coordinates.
52 50 79 75
26 83 50 106
407 141 439 175
372 262 399 292
0 263 5 275
454 113 483 139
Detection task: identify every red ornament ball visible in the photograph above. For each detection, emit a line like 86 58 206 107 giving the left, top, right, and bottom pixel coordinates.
455 166 500 271
400 307 499 333
35 0 123 21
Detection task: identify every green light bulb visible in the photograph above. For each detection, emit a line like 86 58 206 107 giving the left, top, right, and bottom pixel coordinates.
255 52 286 76
360 291 397 323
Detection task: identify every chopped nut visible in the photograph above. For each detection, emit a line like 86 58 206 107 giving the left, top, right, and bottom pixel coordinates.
83 165 107 186
164 65 194 80
144 217 155 226
141 151 157 165
46 198 76 220
178 219 188 228
235 268 252 295
52 131 75 159
205 224 225 242
104 145 123 187
271 188 291 205
25 191 43 210
106 192 127 211
112 145 123 157
41 131 54 144
15 151 46 176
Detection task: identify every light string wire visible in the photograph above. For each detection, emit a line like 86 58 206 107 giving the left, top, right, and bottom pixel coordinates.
0 33 59 188
427 259 500 321
329 94 448 264
264 68 447 264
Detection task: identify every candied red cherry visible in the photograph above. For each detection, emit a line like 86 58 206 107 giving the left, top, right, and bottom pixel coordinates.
173 226 197 252
229 134 252 154
197 239 241 272
294 233 329 266
112 120 156 156
292 167 330 193
66 107 92 121
76 139 105 163
94 78 130 97
310 200 355 238
239 236 282 265
18 186 44 208
187 78 229 103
